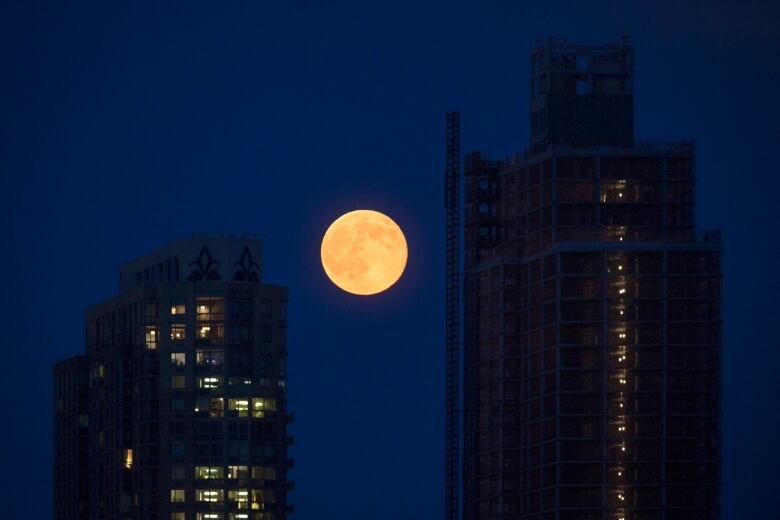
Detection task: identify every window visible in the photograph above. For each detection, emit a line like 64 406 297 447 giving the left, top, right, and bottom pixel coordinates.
171 353 186 366
123 448 133 469
195 397 224 418
171 443 184 458
171 376 186 389
228 399 250 417
228 465 249 479
170 489 185 503
196 350 224 367
252 489 276 504
252 466 276 481
197 323 224 341
145 326 158 349
171 514 185 520
171 325 186 341
228 515 249 520
198 376 222 390
576 79 589 95
252 398 277 417
197 514 223 520
195 489 224 504
227 489 249 509
259 299 272 316
145 301 158 317
195 466 224 479
196 297 224 321
171 398 186 412
171 303 186 316
171 466 186 480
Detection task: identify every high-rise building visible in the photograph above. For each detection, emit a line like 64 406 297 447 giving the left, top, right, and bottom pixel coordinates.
54 237 293 520
459 38 721 520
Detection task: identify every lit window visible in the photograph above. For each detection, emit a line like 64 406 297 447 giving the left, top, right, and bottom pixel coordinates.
195 489 224 503
229 514 249 520
252 489 276 505
123 448 133 469
171 304 186 316
228 489 249 509
196 514 223 520
171 353 186 366
172 514 185 520
198 376 222 390
228 465 249 479
170 489 185 503
145 326 158 349
171 376 186 389
229 399 250 417
196 297 224 321
171 325 186 341
196 350 223 367
197 323 224 341
252 398 277 417
195 466 224 479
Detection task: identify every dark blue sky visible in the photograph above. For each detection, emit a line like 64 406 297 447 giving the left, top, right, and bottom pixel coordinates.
2 1 779 517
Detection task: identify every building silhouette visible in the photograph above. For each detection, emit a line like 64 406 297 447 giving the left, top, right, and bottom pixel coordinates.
458 38 721 520
54 237 293 520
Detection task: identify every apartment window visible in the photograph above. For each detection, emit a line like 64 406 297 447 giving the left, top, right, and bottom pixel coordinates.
195 489 224 503
145 301 158 317
227 489 249 509
171 376 186 389
170 489 185 503
171 324 186 341
145 326 158 349
196 350 223 367
228 515 249 520
252 398 277 418
228 465 249 479
171 303 186 316
171 514 185 520
195 466 224 479
195 397 224 418
228 399 250 418
197 323 224 341
252 466 276 481
198 376 223 390
171 443 184 458
252 489 276 504
123 448 133 469
196 514 223 520
171 353 186 366
196 297 224 321
171 466 186 480
171 398 186 412
576 78 589 95
259 299 272 316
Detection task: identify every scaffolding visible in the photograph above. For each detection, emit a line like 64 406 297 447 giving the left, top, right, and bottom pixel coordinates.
444 111 461 520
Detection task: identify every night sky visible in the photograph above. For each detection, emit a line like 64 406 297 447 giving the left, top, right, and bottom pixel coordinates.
2 1 779 518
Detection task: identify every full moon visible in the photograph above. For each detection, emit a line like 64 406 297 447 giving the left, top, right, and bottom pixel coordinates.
320 209 408 295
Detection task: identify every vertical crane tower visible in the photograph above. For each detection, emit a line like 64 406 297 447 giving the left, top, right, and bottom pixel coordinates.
444 111 461 520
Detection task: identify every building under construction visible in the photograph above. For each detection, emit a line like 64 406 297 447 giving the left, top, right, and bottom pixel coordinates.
445 37 721 520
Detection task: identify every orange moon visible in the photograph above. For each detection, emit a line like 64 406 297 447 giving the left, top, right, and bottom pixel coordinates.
320 210 408 295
